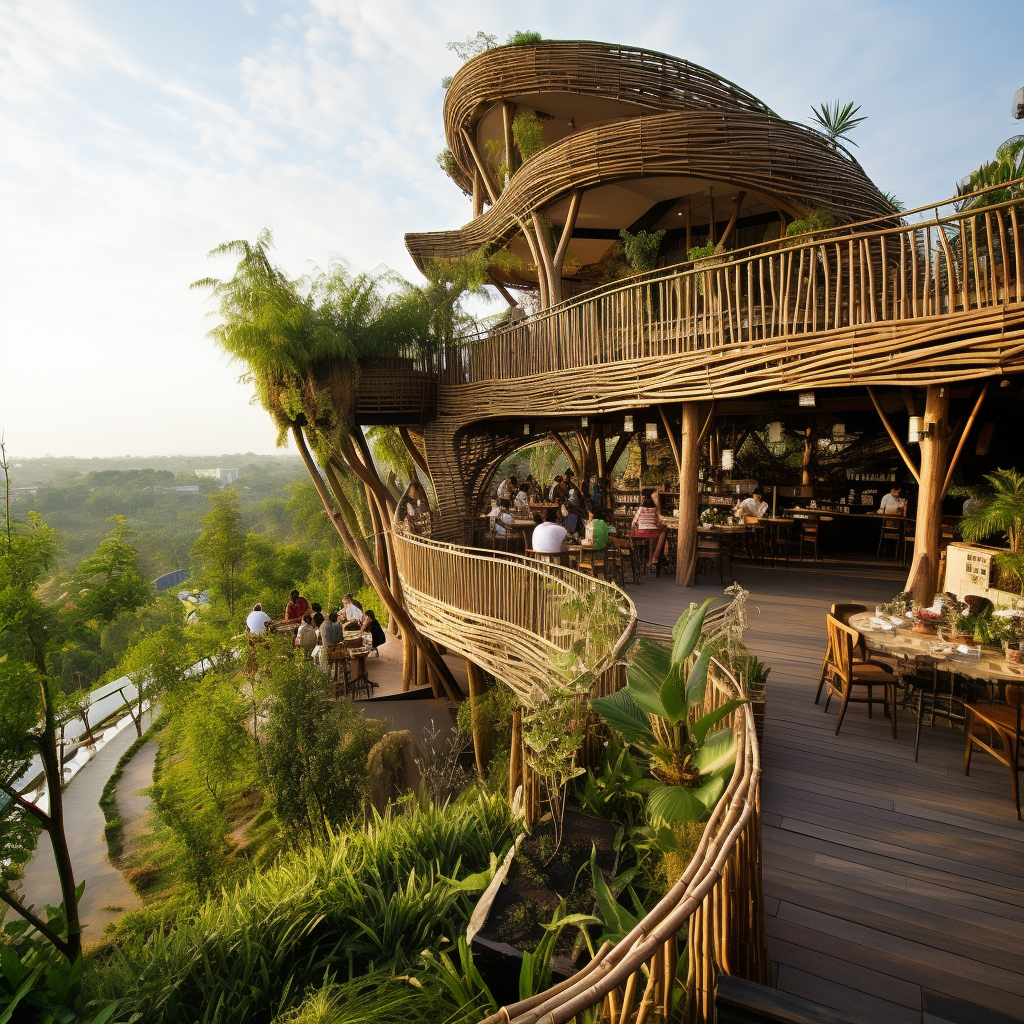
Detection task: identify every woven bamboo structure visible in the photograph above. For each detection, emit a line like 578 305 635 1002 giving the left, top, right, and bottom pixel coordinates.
414 192 1024 540
441 41 777 197
389 515 763 1021
390 527 636 702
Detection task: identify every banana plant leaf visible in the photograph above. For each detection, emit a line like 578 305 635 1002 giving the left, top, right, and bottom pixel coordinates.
693 729 737 775
684 646 714 708
691 698 746 745
624 638 674 717
671 597 716 669
591 688 654 745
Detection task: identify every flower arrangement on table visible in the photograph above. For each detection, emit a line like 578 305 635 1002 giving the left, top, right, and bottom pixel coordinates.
700 507 721 526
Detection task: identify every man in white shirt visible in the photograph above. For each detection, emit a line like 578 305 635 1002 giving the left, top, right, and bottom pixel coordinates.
737 490 768 518
245 603 271 634
878 486 903 515
532 510 568 552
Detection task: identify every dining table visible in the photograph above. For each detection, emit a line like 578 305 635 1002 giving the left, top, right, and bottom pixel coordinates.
848 609 1024 758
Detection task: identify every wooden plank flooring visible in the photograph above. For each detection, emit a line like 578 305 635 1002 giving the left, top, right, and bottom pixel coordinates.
625 561 1024 1024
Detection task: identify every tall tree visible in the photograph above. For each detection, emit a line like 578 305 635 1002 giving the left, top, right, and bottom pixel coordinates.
193 233 486 697
0 516 82 960
192 487 246 616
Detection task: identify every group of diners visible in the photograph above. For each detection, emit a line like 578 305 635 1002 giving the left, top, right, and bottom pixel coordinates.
490 475 674 571
245 588 387 660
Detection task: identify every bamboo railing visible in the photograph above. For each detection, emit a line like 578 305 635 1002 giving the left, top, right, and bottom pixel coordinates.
483 655 765 1024
390 528 637 703
435 190 1024 393
390 523 765 1020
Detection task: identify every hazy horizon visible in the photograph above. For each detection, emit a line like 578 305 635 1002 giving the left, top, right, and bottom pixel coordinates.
2 0 1021 458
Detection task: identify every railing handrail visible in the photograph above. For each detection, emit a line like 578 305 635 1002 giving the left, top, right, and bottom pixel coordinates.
459 181 1024 344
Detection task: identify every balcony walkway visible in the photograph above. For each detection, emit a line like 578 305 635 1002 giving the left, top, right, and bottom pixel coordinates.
626 562 1024 1024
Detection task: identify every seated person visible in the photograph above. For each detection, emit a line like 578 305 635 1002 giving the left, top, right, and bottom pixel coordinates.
360 609 387 654
547 474 563 502
876 485 904 515
514 483 531 514
246 603 270 634
285 589 309 623
341 593 364 631
295 614 318 656
736 489 768 519
581 510 609 550
589 478 602 513
319 610 343 647
492 506 515 538
532 508 568 553
631 490 667 567
526 474 541 501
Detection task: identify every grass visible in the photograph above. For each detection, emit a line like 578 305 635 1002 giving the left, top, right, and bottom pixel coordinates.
87 790 517 1024
98 726 156 863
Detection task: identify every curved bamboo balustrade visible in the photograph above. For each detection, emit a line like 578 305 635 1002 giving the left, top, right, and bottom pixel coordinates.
389 516 764 1019
481 653 765 1024
409 110 894 269
390 527 637 703
442 40 777 196
434 190 1024 405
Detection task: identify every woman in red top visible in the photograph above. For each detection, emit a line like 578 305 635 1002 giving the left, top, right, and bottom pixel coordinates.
631 490 667 567
285 589 310 623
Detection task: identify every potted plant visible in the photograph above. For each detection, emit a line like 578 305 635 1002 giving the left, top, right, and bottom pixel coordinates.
959 468 1024 596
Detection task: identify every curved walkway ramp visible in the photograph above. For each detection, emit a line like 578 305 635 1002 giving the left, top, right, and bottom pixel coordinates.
391 528 636 701
391 528 765 1021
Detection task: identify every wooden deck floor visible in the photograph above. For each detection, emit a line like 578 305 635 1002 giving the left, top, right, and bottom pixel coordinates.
625 561 1024 1024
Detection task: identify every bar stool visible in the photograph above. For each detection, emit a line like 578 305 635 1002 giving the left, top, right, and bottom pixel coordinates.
696 535 724 584
798 521 820 561
876 517 903 561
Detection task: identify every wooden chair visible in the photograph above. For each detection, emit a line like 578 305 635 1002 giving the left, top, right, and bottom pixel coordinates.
877 517 903 561
815 603 868 704
696 535 724 584
578 546 607 578
902 520 916 566
822 614 898 736
964 684 1023 819
798 522 820 562
610 536 642 585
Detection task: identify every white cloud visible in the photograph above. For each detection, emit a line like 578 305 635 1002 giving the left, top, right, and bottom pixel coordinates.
0 0 1020 458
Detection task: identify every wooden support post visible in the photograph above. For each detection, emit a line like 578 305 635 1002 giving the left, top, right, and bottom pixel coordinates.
508 707 523 806
472 167 483 218
906 384 950 602
466 660 490 779
676 402 701 587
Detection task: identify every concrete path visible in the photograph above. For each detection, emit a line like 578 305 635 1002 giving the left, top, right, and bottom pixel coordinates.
7 718 150 944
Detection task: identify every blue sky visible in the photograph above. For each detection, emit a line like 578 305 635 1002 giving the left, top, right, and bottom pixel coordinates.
1 0 1020 457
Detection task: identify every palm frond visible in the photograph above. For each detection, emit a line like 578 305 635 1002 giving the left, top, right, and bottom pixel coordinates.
810 100 867 148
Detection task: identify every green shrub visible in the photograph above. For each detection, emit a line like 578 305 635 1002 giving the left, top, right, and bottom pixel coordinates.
88 793 517 1023
505 30 542 46
512 112 545 161
785 207 837 238
619 229 666 273
100 730 154 863
260 658 384 843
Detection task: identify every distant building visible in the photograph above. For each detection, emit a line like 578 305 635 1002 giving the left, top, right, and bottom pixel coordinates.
154 485 200 494
195 468 239 485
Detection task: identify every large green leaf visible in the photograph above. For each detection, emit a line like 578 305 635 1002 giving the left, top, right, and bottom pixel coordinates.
691 698 746 745
625 638 673 717
672 598 716 668
591 689 654 745
658 662 687 724
590 845 639 943
692 770 728 811
684 646 714 708
645 783 706 825
693 729 737 775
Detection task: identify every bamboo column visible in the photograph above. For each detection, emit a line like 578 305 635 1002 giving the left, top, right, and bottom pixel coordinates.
906 384 950 602
676 402 701 586
466 660 491 779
